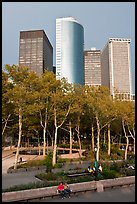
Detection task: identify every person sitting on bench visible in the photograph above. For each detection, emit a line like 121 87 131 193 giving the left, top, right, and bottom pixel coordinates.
57 182 66 199
64 182 72 198
88 166 95 175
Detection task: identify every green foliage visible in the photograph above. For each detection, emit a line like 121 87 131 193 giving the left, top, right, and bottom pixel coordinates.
102 169 118 179
100 143 108 151
99 151 110 160
2 65 135 167
2 181 48 193
110 161 124 171
43 151 53 172
36 172 56 181
4 158 135 193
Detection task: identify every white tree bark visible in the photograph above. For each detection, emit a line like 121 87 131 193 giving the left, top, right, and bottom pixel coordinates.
2 114 11 136
69 121 73 158
92 125 94 151
108 123 111 156
14 107 22 170
122 119 128 160
128 125 135 155
52 105 70 166
96 114 100 162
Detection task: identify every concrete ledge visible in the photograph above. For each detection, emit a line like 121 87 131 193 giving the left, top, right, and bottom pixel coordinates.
100 176 135 189
96 181 104 192
7 165 46 173
2 186 58 202
2 176 135 202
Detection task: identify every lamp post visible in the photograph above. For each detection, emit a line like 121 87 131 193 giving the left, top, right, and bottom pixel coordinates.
94 147 98 172
94 147 97 160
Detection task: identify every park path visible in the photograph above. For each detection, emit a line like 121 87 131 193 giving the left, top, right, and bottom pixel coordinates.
2 149 44 175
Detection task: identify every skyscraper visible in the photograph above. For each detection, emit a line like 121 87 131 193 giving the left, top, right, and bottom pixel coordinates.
84 48 101 86
56 17 84 85
19 30 53 76
101 38 132 100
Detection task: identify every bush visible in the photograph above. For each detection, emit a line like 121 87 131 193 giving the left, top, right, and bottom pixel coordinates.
36 172 56 181
110 161 125 171
2 181 49 193
102 169 118 179
43 151 53 173
99 151 110 160
100 143 108 151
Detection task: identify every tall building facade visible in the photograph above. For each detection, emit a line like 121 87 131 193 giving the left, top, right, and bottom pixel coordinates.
84 48 101 86
19 30 53 76
56 17 84 85
101 38 132 100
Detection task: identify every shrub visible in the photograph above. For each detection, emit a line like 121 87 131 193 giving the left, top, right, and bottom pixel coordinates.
43 151 53 173
100 143 108 151
99 151 110 160
2 181 49 193
36 172 56 181
110 161 124 171
102 169 118 179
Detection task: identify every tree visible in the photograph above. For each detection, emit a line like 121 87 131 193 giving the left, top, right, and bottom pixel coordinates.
85 85 116 161
4 64 38 169
70 84 86 157
127 102 135 154
115 100 135 160
2 71 15 140
51 78 73 166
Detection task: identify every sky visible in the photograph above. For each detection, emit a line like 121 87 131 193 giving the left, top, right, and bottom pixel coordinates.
2 2 135 94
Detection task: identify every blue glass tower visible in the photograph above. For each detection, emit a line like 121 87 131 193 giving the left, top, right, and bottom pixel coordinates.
56 17 84 85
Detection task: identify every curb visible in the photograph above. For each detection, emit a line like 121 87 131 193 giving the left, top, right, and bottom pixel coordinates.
2 176 135 202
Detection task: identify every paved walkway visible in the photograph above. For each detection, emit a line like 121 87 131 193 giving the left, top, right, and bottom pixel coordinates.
2 149 45 189
38 185 135 202
2 149 44 175
2 148 88 190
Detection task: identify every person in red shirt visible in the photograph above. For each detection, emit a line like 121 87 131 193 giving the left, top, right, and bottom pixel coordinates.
57 182 65 199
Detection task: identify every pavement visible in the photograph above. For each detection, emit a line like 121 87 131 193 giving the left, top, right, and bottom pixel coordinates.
2 148 89 190
38 185 135 202
2 149 135 203
2 149 45 189
2 149 44 175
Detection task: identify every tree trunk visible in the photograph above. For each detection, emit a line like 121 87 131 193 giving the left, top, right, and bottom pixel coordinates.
52 126 58 166
108 123 111 156
52 105 70 166
43 127 46 156
2 114 11 136
133 138 135 155
128 126 135 155
125 136 129 160
52 108 57 166
69 121 73 158
46 134 48 154
96 114 100 162
122 119 128 161
103 131 106 144
14 107 22 170
91 125 94 151
38 143 41 155
76 118 82 158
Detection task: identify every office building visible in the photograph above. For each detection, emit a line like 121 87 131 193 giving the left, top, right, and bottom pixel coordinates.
19 30 53 76
84 48 101 86
56 17 84 85
101 38 132 100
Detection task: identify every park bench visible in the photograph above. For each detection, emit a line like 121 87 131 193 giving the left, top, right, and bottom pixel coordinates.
67 172 91 177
